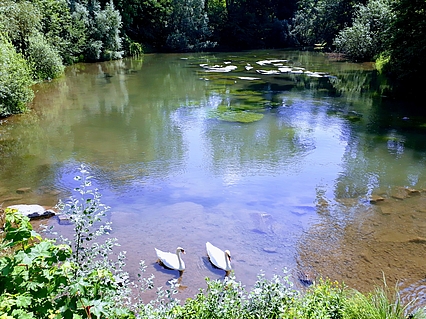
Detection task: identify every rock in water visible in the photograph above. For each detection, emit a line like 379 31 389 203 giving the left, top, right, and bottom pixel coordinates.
7 204 55 219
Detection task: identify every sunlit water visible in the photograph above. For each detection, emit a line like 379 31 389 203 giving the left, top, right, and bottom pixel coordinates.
1 50 426 307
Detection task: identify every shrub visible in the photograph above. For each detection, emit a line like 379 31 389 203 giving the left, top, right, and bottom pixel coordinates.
333 0 396 61
382 0 426 97
343 276 426 319
292 0 356 47
0 34 34 117
128 40 144 57
82 0 123 61
333 22 374 61
27 32 64 81
0 166 136 318
166 0 216 52
30 0 80 65
375 53 390 74
295 278 346 319
244 271 299 318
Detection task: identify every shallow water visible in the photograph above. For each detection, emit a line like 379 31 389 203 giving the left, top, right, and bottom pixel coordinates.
1 50 426 306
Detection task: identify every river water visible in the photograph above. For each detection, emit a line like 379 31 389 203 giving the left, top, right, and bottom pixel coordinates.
1 50 426 308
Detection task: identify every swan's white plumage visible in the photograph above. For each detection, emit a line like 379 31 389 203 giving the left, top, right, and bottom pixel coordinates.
206 242 231 273
155 247 185 271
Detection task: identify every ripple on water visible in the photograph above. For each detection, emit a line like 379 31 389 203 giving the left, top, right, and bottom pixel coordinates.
400 280 426 315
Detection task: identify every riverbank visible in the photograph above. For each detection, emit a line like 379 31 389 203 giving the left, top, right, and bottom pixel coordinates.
297 187 426 313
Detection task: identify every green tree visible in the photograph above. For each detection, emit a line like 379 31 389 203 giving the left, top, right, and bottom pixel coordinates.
27 32 65 80
166 0 215 51
205 0 227 45
0 0 67 79
292 0 367 47
0 0 42 54
217 0 296 49
383 0 426 97
112 0 171 51
76 0 123 61
29 0 82 64
333 0 396 61
0 34 34 117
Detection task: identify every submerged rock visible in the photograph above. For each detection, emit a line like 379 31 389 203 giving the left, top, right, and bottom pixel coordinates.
369 195 385 204
250 212 274 235
7 204 55 220
390 187 409 200
16 187 32 194
263 247 277 253
407 188 421 196
408 237 426 244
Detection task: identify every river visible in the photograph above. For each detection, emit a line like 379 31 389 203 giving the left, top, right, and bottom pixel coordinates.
1 49 426 308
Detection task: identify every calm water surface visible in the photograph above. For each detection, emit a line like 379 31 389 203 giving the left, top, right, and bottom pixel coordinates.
1 50 426 306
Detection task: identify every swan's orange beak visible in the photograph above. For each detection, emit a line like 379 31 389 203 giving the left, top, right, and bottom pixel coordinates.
181 249 186 254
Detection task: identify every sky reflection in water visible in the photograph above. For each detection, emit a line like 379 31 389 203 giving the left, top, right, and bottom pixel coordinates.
1 50 426 303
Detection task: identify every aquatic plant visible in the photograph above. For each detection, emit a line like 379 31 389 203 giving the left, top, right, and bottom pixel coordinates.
209 108 265 123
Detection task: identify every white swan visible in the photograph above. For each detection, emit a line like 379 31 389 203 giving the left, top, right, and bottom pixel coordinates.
155 247 186 275
206 242 232 276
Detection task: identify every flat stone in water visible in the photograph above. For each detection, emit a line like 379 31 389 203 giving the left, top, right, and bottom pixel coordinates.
7 204 55 219
390 187 410 200
370 195 385 204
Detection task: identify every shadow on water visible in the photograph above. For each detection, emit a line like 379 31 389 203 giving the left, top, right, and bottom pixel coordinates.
152 262 183 283
201 256 228 278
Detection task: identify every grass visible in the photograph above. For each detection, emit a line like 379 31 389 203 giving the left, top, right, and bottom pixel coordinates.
143 273 426 319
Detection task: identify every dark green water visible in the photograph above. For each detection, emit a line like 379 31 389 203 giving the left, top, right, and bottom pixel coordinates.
1 50 426 306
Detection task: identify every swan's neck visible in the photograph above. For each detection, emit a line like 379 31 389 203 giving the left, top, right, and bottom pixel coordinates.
176 251 184 269
224 253 231 269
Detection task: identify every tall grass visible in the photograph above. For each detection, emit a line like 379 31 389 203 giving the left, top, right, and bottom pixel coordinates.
344 275 425 319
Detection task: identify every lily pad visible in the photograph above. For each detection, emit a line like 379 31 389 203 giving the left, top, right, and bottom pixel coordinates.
209 109 264 123
219 111 264 123
229 103 267 112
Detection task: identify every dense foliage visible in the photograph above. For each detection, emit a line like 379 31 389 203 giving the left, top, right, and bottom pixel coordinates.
0 35 34 117
333 0 395 61
0 167 135 318
1 166 426 318
292 0 367 47
165 0 215 52
0 0 126 116
382 0 426 96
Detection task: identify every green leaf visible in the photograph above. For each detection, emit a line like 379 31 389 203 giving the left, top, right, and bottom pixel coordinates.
26 281 43 292
30 241 56 260
10 309 35 319
15 294 32 308
88 299 110 318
